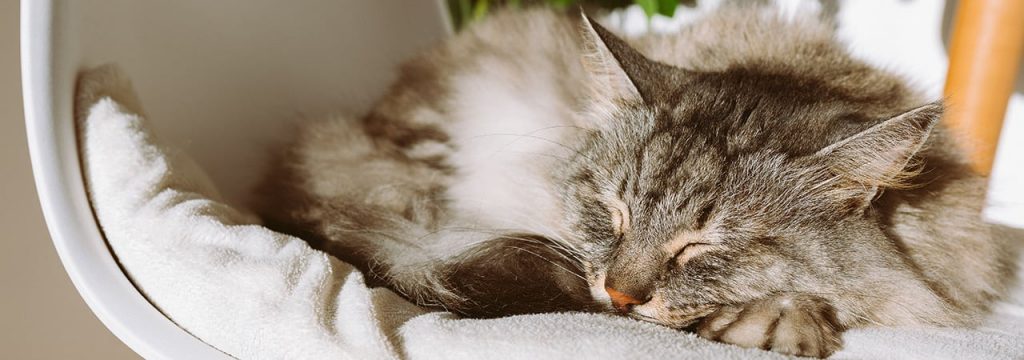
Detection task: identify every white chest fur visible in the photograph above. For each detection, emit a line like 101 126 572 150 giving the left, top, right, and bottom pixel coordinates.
441 70 578 241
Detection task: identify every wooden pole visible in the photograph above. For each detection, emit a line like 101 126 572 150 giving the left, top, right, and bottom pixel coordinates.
943 0 1024 175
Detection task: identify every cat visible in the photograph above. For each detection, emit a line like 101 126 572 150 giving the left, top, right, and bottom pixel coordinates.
256 4 1015 358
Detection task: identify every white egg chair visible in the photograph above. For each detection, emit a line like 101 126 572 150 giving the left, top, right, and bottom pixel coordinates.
21 0 1024 358
21 1 450 358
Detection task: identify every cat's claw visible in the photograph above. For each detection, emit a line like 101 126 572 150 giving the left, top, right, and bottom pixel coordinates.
696 294 843 358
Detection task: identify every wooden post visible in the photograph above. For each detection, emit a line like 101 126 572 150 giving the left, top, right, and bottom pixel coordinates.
943 0 1024 175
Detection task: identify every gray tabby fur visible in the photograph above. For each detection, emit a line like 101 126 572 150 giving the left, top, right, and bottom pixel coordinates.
256 5 1016 358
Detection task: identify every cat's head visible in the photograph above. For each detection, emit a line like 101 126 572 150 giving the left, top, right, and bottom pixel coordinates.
558 15 941 327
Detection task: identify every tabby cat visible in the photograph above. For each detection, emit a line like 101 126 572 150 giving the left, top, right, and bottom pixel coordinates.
257 5 1014 358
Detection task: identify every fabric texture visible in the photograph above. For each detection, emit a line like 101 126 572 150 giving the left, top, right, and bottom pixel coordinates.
76 3 1024 359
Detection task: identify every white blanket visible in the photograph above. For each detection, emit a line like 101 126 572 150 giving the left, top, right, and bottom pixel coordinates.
78 3 1024 360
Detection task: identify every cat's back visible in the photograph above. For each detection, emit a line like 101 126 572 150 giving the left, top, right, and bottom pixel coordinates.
641 7 845 73
366 8 590 130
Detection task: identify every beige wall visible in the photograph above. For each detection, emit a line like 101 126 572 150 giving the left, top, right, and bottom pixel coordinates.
0 1 137 358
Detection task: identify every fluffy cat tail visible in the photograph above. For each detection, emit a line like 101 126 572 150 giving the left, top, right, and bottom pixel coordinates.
256 115 591 317
278 202 592 317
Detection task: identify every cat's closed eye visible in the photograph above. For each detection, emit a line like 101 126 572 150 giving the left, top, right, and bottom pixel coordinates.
608 199 631 236
673 242 715 265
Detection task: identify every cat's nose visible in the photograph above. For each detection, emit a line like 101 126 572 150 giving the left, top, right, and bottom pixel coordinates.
605 286 646 313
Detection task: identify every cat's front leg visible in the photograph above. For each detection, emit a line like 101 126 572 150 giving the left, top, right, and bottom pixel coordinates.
696 293 843 358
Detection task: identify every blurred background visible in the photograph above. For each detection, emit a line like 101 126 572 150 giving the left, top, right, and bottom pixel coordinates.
0 1 137 358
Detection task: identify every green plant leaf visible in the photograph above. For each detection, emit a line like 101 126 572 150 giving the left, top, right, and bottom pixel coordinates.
448 0 651 31
472 0 489 21
635 0 658 17
549 0 577 10
456 0 472 29
657 0 678 17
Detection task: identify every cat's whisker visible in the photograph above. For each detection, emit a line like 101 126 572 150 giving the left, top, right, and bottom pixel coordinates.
471 132 598 163
431 227 585 266
497 234 586 265
491 150 573 162
450 220 587 264
468 211 584 255
504 246 588 282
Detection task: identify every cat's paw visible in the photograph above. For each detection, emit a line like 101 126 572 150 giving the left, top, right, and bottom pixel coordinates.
696 294 843 358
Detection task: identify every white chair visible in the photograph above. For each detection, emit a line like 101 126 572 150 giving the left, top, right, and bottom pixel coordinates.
21 1 450 357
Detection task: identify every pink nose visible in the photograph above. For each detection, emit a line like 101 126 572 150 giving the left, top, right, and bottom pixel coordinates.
605 286 644 313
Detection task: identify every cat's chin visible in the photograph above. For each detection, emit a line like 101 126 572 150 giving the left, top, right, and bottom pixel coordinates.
628 312 704 329
626 312 700 329
627 302 719 329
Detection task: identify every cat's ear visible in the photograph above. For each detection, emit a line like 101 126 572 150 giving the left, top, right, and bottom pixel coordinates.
579 13 682 105
816 102 942 205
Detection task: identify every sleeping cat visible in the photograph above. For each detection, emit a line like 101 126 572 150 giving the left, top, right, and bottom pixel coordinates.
256 5 1014 358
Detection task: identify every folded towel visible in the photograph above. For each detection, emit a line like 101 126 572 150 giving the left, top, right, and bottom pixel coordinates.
79 65 419 359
